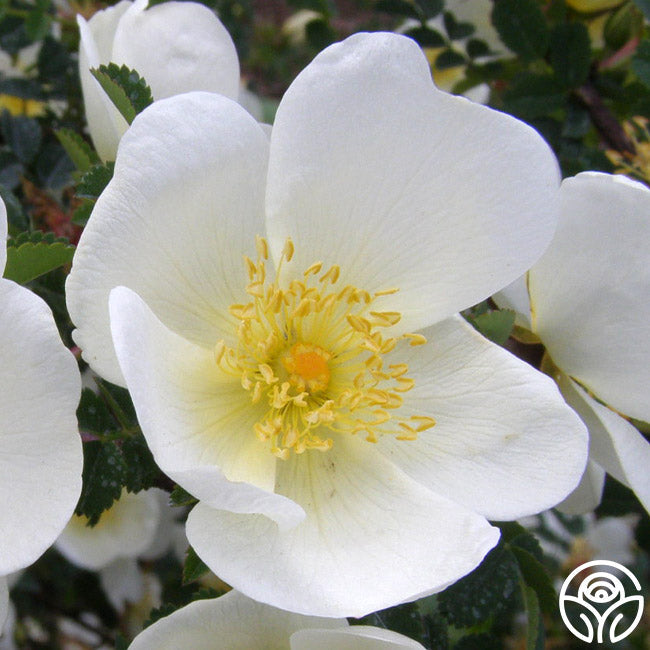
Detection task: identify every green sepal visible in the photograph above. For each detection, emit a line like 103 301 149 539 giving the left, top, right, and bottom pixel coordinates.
470 309 515 345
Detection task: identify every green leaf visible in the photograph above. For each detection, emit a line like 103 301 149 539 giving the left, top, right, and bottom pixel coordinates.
492 0 549 61
4 234 75 284
549 23 591 89
122 435 160 493
434 48 466 70
521 584 545 650
466 38 490 59
471 309 515 345
605 3 642 50
143 602 178 628
72 199 94 226
0 112 42 164
90 63 153 125
114 635 129 650
375 0 421 20
511 546 556 615
75 440 127 525
443 11 474 40
183 546 210 584
25 8 52 41
55 128 99 173
503 73 566 119
357 601 425 642
404 25 445 48
438 544 520 627
633 40 650 88
76 161 114 200
0 184 28 231
169 484 198 507
77 388 114 436
414 0 443 18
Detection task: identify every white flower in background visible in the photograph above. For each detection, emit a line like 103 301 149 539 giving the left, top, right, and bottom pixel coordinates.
77 0 240 160
129 590 425 650
0 201 82 633
521 511 638 569
400 0 510 103
496 172 650 514
66 32 588 617
55 488 160 571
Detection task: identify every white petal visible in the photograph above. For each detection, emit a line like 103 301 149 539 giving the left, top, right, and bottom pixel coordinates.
291 626 425 650
99 558 144 611
55 489 160 570
559 376 650 514
375 316 588 519
0 279 82 575
109 286 304 530
556 460 606 515
111 0 240 102
187 436 498 618
77 3 131 160
530 172 650 421
128 590 347 650
67 92 268 385
266 32 560 331
492 273 532 329
0 578 6 634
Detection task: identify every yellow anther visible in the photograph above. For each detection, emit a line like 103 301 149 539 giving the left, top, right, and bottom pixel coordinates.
246 281 265 298
320 265 340 284
229 303 256 320
374 287 400 297
214 340 226 365
244 256 257 280
394 377 415 392
404 333 427 346
369 311 402 326
258 364 277 384
283 238 295 262
251 382 263 403
255 236 269 260
304 261 323 276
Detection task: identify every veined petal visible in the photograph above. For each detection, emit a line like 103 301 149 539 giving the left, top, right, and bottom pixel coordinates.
0 279 82 575
530 172 650 422
266 32 560 331
67 92 268 385
55 490 160 570
187 436 498 618
0 577 6 633
291 626 425 649
77 3 131 160
376 316 588 520
556 460 606 515
112 0 240 103
128 590 347 650
558 375 650 514
109 286 304 530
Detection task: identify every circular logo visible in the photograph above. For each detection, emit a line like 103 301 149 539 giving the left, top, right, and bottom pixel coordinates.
559 560 644 644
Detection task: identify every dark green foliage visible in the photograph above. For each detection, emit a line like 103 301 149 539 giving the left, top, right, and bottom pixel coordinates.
170 484 199 507
55 128 100 173
90 63 153 125
549 23 591 89
183 546 210 584
76 161 114 200
492 0 549 61
1 111 41 164
470 309 515 346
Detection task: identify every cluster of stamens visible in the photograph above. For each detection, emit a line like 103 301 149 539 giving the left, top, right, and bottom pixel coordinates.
214 237 436 459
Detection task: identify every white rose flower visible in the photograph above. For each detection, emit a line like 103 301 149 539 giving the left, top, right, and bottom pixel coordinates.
77 0 240 161
128 590 424 650
0 201 82 630
55 488 160 571
66 32 588 617
496 172 650 514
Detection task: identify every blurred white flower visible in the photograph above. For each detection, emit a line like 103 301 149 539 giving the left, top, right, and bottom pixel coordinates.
55 488 160 571
67 32 587 617
496 172 650 514
129 590 425 650
0 200 82 632
77 0 240 160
